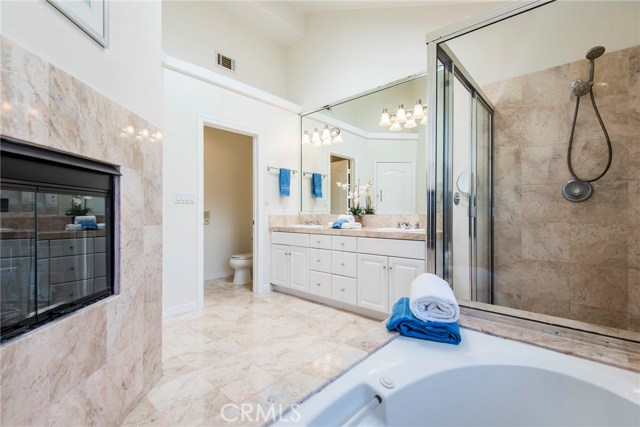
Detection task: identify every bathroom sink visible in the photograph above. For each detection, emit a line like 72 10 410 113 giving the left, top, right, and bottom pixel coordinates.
285 224 323 229
374 227 426 233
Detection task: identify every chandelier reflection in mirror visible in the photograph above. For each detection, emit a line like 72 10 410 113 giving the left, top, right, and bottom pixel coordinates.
301 125 342 146
379 100 427 131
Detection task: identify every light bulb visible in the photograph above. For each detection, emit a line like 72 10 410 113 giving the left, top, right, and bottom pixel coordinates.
396 104 406 123
412 99 425 120
378 108 391 127
420 116 427 125
321 125 331 142
404 118 417 129
311 129 321 146
390 122 402 131
332 133 342 144
302 130 311 144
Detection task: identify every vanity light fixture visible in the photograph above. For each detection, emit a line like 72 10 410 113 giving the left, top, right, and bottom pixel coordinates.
302 130 311 144
378 100 427 130
303 126 341 147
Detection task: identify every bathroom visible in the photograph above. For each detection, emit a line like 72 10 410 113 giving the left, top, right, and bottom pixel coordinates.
0 0 638 426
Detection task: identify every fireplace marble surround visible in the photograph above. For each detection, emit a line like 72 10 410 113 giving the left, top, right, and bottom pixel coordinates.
0 36 163 425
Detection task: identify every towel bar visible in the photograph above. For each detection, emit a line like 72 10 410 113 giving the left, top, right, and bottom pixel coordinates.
302 171 328 179
267 166 297 174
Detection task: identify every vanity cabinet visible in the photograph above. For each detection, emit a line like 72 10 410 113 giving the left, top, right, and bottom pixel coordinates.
271 232 309 292
271 231 426 317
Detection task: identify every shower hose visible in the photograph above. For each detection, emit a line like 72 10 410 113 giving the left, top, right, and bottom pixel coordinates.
567 89 612 183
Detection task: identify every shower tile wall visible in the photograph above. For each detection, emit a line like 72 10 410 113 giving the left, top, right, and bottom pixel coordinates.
484 45 640 332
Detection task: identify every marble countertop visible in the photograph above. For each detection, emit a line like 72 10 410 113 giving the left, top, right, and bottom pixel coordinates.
270 225 428 241
0 230 107 239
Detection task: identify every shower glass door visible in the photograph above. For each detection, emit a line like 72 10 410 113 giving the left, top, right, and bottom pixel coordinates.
436 46 493 304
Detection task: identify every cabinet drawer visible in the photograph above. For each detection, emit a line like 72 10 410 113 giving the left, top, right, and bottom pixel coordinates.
332 275 357 305
1 239 32 258
331 251 357 278
309 271 332 299
357 237 425 259
272 232 309 247
309 234 331 250
309 248 331 273
332 236 357 252
50 280 92 305
94 237 106 253
49 238 94 258
49 255 94 284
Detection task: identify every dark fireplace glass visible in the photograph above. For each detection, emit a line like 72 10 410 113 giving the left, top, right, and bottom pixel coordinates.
0 137 118 341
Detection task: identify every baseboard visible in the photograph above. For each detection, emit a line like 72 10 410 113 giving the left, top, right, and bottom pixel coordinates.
162 301 199 319
204 269 233 281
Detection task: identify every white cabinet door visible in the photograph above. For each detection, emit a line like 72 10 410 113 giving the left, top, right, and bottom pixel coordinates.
289 246 309 292
357 253 389 313
271 244 289 287
388 257 425 312
375 161 413 214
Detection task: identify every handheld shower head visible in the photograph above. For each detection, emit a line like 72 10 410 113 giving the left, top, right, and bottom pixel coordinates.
586 46 605 60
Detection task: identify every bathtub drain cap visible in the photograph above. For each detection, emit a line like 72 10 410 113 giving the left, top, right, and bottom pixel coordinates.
380 376 395 389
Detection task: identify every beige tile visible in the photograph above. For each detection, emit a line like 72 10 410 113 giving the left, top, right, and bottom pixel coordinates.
568 180 628 225
570 260 628 311
570 223 628 265
521 144 569 185
522 222 571 262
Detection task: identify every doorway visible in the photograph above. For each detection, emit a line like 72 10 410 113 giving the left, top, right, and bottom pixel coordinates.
329 154 351 215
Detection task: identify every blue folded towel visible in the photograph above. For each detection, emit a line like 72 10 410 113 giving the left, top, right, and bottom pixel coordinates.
312 173 323 198
386 297 461 345
331 219 348 229
279 168 290 197
77 218 98 230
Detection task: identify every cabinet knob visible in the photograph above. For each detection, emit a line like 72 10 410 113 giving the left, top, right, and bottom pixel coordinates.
389 267 393 270
316 258 321 262
316 283 321 286
69 245 74 249
69 267 75 271
341 288 345 292
340 242 345 246
316 240 320 244
383 266 387 269
340 262 345 266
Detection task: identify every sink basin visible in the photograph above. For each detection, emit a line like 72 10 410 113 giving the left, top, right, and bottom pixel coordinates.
374 227 426 233
285 224 323 229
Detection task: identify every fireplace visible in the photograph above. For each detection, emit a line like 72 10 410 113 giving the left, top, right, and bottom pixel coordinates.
0 137 119 341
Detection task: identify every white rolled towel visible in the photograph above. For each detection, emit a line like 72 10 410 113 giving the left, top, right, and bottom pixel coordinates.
65 224 82 231
341 222 362 229
409 273 460 323
338 214 355 223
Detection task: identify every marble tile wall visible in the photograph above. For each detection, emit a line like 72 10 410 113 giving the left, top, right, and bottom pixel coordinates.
484 45 640 332
0 36 163 425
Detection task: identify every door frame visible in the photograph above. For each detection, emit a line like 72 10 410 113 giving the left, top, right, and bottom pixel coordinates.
329 152 355 214
197 115 263 309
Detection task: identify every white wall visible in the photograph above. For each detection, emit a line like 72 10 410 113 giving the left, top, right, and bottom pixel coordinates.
162 0 288 98
204 127 253 280
0 0 163 126
163 67 299 314
286 2 502 110
446 0 640 86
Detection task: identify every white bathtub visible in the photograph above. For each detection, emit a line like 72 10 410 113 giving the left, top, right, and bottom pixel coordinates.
275 330 640 427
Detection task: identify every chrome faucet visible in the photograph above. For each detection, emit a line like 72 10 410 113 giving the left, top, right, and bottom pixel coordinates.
414 221 420 229
396 221 411 229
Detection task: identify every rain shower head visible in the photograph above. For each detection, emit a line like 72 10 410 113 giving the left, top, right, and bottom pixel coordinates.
586 46 606 60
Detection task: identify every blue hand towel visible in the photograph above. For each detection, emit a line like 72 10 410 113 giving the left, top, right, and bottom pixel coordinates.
279 168 290 197
331 219 348 229
386 297 461 345
312 173 323 198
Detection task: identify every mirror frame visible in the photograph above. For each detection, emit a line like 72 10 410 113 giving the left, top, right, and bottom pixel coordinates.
426 0 639 344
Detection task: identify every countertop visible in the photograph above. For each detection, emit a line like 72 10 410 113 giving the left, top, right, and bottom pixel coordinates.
270 225 428 241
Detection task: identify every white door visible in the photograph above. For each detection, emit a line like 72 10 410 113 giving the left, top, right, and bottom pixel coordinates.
388 257 426 312
330 159 349 214
375 162 413 213
271 244 289 287
357 253 389 313
289 246 309 292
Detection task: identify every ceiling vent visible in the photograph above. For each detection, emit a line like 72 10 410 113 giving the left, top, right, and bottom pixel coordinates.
216 53 236 72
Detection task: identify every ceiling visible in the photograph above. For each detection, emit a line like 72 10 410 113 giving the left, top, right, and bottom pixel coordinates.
204 0 493 45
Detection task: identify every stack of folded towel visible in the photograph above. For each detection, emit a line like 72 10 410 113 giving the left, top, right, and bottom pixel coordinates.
386 273 461 345
329 214 363 230
74 215 98 230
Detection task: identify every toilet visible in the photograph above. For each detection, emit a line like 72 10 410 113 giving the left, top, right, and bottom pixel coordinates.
229 253 253 285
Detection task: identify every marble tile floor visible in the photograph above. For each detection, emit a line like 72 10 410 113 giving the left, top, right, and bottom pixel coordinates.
121 278 395 426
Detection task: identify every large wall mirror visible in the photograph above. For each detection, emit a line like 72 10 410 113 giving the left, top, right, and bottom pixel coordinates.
300 75 427 215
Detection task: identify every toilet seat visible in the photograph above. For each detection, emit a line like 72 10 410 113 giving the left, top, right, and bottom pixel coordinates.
231 253 252 260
